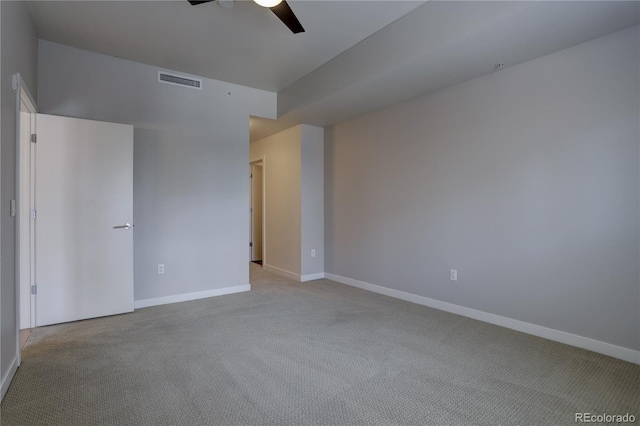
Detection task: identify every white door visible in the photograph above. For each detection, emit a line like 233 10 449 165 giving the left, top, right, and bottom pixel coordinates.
35 114 134 326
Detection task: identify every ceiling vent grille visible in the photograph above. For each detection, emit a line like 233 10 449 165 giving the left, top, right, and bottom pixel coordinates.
158 71 202 90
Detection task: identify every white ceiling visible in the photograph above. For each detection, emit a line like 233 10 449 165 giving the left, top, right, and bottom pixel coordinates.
26 1 640 142
27 0 424 92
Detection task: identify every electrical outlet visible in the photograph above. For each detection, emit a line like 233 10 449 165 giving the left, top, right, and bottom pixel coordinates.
311 249 316 258
450 269 458 282
158 264 165 274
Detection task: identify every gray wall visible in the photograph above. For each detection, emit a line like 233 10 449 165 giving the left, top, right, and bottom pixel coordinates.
325 27 640 351
1 1 38 396
38 41 275 303
301 125 324 277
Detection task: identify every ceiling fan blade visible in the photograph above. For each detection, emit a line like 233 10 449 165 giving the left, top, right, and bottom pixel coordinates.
270 1 305 34
188 0 214 5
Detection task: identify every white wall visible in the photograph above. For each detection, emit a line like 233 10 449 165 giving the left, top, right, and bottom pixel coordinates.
250 126 302 277
301 125 324 277
325 27 640 354
1 1 38 399
38 41 276 306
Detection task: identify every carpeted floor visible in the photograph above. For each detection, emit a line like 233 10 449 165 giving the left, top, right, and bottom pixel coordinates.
2 264 639 425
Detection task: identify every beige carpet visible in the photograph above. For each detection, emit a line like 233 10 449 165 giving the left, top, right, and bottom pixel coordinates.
2 263 639 425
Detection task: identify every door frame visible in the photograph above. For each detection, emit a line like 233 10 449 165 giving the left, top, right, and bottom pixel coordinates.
250 155 266 267
249 160 263 262
14 73 37 367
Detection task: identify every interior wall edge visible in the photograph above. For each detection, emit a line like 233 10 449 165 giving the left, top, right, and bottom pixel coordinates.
263 264 302 282
0 354 18 401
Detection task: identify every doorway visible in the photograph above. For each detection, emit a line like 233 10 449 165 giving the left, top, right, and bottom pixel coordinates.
35 114 134 326
250 159 264 266
16 75 37 338
16 105 135 330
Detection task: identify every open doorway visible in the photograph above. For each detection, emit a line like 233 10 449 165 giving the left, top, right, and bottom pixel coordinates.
15 74 37 357
250 159 264 266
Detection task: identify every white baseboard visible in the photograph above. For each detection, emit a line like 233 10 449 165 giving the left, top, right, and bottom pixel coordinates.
134 285 251 309
263 264 325 283
1 355 19 401
324 273 640 365
301 272 325 282
264 264 301 281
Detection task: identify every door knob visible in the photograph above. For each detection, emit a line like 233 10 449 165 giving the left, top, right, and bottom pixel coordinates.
113 223 131 230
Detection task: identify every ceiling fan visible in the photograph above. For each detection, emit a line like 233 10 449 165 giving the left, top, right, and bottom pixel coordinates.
187 0 305 34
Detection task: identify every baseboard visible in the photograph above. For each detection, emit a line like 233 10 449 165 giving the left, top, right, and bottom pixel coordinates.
264 264 301 281
263 264 325 283
1 355 19 401
301 272 325 282
324 273 640 365
134 285 251 309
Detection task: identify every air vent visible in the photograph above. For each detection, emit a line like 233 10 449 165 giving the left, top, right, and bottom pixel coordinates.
157 71 202 90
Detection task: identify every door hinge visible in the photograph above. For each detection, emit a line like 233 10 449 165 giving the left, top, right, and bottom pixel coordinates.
31 285 37 295
12 75 19 93
30 209 37 219
31 134 37 143
249 242 253 247
250 207 253 213
250 173 253 178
